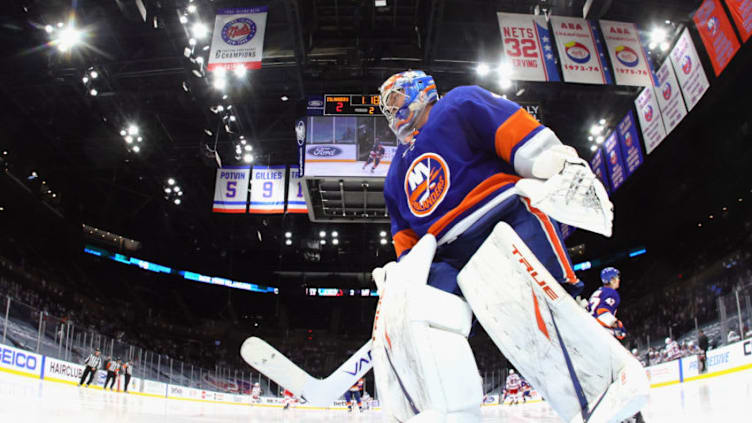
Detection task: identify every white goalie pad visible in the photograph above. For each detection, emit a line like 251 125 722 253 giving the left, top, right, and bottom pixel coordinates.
457 222 648 423
515 158 613 237
372 235 483 423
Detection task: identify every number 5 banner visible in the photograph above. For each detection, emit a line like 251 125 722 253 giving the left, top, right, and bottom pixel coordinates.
286 166 307 214
249 165 286 214
497 13 560 82
212 166 250 213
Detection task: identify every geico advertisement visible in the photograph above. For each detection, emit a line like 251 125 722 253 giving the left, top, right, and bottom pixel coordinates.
0 343 43 377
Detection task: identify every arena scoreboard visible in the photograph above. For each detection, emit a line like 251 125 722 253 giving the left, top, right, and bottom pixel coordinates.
324 94 382 116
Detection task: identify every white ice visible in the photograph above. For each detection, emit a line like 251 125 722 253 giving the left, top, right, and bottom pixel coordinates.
0 368 749 422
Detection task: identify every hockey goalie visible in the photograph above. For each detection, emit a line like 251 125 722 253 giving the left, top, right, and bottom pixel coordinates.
370 70 648 423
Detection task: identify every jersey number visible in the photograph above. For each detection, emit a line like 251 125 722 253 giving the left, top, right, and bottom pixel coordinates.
505 38 538 58
226 181 236 198
296 182 303 198
263 181 273 198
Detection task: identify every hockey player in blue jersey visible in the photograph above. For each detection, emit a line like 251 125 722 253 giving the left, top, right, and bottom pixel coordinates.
370 70 647 423
588 267 627 340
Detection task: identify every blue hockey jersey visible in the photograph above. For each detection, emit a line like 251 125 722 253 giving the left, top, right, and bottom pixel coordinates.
588 286 621 321
384 85 562 257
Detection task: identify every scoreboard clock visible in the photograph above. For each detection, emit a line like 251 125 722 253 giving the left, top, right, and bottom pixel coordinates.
324 94 382 116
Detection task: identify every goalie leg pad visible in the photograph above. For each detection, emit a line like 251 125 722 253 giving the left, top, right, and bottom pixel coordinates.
457 222 648 423
372 236 482 423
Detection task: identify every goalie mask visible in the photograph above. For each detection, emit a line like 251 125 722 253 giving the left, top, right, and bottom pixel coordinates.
379 70 438 144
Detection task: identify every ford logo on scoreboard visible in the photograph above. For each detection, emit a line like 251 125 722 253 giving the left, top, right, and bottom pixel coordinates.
308 146 342 157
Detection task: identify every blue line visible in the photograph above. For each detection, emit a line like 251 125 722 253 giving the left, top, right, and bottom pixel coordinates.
213 201 247 205
40 355 45 380
251 201 285 205
220 166 250 170
679 358 684 383
288 201 306 205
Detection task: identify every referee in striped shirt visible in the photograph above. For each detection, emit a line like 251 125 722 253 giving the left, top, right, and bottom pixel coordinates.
78 349 101 387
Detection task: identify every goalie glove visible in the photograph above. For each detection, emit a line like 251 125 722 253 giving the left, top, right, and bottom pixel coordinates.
515 145 614 237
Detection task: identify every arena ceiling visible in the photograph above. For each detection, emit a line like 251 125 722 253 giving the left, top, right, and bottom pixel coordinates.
0 0 750 295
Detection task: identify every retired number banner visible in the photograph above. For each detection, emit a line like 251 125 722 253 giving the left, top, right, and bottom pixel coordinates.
603 132 627 191
213 166 250 213
599 20 655 87
286 166 307 214
589 148 611 194
655 59 688 135
725 0 752 42
669 29 710 112
249 165 286 214
497 13 560 82
694 0 741 76
208 7 268 71
634 86 667 155
616 111 644 177
550 16 612 84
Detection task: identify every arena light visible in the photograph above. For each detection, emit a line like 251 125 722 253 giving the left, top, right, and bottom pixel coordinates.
127 124 139 135
90 70 98 79
498 77 512 90
476 62 490 77
319 231 326 238
165 188 171 193
332 231 338 238
590 124 603 135
598 118 606 125
120 129 127 136
174 198 181 205
280 95 289 102
189 38 197 46
132 145 140 153
320 239 327 245
284 232 292 238
82 76 89 83
168 178 175 185
285 239 292 246
498 61 513 76
55 25 83 52
660 41 670 52
191 22 208 39
588 135 594 141
244 145 252 152
332 238 339 245
44 25 53 33
89 88 98 96
187 4 197 14
590 145 597 152
243 154 253 163
650 28 667 45
125 136 133 143
379 230 387 237
213 77 227 91
379 238 387 245
179 15 188 25
596 135 605 144
234 66 247 77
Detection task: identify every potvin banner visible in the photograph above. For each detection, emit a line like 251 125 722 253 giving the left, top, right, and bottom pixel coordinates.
208 7 268 71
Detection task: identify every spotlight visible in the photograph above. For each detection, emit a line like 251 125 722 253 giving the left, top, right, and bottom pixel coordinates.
476 63 490 76
137 136 143 142
233 66 247 77
589 124 602 135
285 232 292 238
285 239 292 246
168 178 175 185
132 145 140 153
498 61 513 76
189 38 197 46
174 198 181 205
280 95 289 102
244 145 252 152
379 231 387 237
243 154 253 163
120 130 127 136
165 188 171 193
191 23 208 39
498 77 512 90
332 239 339 245
380 238 387 245
590 145 597 152
55 26 82 52
44 25 53 33
229 115 236 122
125 136 133 143
57 22 64 28
319 231 326 238
82 76 89 83
650 28 667 44
320 239 327 245
660 41 670 52
90 70 98 79
332 231 338 238
596 135 605 144
179 15 188 25
128 125 139 135
89 89 98 96
588 136 594 141
649 42 657 50
213 78 226 90
598 119 606 125
187 5 197 13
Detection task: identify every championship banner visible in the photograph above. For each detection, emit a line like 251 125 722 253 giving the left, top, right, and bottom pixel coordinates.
693 0 741 76
589 148 611 194
725 0 752 42
599 20 655 86
550 16 612 84
616 111 644 177
286 166 307 214
249 165 286 214
634 86 667 155
669 29 711 112
603 132 627 190
497 13 561 82
208 7 268 71
655 59 688 135
212 166 250 213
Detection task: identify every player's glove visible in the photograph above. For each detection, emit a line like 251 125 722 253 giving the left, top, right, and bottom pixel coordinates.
613 320 627 340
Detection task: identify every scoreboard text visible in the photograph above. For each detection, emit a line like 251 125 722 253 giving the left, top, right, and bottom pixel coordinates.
324 94 382 116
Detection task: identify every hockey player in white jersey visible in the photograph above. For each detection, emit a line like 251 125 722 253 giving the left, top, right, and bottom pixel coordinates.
664 337 682 361
370 70 648 423
250 382 261 403
502 370 522 405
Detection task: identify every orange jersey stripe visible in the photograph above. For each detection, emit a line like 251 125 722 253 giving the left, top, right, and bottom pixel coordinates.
393 228 419 257
494 108 541 162
521 197 577 283
596 307 612 316
428 173 520 237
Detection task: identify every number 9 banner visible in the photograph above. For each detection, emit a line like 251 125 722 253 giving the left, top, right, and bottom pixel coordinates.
497 12 560 82
249 165 286 214
213 166 251 213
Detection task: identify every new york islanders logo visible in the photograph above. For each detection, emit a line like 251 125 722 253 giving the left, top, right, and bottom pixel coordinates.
404 153 450 217
643 105 654 122
564 41 591 64
681 55 692 74
624 132 633 147
662 81 672 100
615 45 639 67
707 17 719 36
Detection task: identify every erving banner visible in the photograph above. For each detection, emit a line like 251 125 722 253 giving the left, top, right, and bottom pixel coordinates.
550 16 612 84
634 86 667 155
725 0 752 42
655 59 688 134
599 20 655 87
286 166 307 214
693 0 741 75
603 132 627 190
249 165 286 214
616 111 644 177
497 13 561 82
669 29 710 111
208 7 268 71
212 166 250 213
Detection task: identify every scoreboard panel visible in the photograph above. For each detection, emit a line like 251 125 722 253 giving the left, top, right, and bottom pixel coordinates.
324 94 382 116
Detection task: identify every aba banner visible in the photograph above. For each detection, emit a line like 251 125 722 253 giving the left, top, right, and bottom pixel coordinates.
287 166 307 214
249 165 285 214
497 13 560 82
550 16 612 84
599 20 654 87
208 7 268 71
213 166 250 213
634 86 667 155
603 132 627 190
669 29 710 112
616 111 644 177
655 59 688 135
694 0 740 76
725 0 752 42
589 148 611 194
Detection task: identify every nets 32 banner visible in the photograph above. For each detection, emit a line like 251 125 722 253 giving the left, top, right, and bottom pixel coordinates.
599 20 654 87
693 0 741 76
655 59 688 134
725 0 752 42
669 29 710 112
213 166 250 213
208 7 268 71
497 13 560 82
550 16 612 84
635 86 667 155
287 166 307 214
249 165 286 214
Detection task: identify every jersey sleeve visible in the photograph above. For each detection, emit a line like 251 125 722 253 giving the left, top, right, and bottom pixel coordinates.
449 86 563 178
385 187 418 259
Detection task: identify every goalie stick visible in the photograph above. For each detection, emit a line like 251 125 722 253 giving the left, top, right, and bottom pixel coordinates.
240 337 373 407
